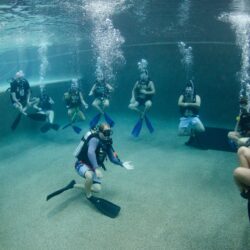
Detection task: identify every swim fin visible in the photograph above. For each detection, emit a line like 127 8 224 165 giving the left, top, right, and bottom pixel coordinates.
89 113 102 129
72 125 82 134
40 123 51 133
50 123 60 131
131 118 143 137
144 115 154 133
87 196 121 218
104 112 115 127
11 113 22 131
46 180 76 201
28 113 47 121
62 122 72 130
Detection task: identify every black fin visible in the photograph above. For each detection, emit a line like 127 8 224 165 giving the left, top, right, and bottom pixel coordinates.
87 196 121 218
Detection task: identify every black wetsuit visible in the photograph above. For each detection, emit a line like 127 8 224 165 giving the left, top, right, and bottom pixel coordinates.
239 112 250 136
65 89 82 108
76 133 122 170
179 95 199 117
135 79 153 105
39 94 52 111
10 78 30 106
93 81 110 100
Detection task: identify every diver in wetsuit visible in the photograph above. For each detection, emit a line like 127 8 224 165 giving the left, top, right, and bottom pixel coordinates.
89 74 113 115
10 70 38 115
36 86 60 133
64 79 88 123
129 70 155 118
228 96 250 148
73 123 134 198
178 80 205 145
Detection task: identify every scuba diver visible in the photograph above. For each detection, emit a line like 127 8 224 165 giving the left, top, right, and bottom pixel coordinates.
9 70 46 130
233 146 250 222
178 80 205 146
228 96 250 148
63 79 88 134
35 86 60 133
88 73 114 129
10 70 37 115
46 123 134 218
129 70 156 137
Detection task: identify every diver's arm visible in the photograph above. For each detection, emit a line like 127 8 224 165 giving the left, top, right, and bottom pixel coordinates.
106 83 113 92
107 147 123 166
27 89 31 104
143 81 155 95
130 82 138 102
89 84 96 96
234 115 241 132
182 95 201 108
178 95 185 107
11 92 21 106
79 92 88 108
87 137 100 170
189 95 201 108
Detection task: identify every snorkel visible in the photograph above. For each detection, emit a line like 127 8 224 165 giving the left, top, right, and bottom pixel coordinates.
184 80 195 101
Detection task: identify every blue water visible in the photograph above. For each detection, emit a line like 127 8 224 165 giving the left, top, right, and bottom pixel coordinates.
1 1 250 249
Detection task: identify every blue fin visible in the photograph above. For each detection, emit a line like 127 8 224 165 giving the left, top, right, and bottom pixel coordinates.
144 115 154 133
131 118 143 137
104 112 115 127
89 113 102 129
72 125 82 134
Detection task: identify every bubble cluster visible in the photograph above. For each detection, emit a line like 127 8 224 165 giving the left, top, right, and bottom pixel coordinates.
219 13 250 100
84 0 127 82
178 41 193 79
38 40 49 84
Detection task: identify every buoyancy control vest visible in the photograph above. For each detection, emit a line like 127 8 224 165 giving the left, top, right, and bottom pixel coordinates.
75 131 112 170
179 95 199 117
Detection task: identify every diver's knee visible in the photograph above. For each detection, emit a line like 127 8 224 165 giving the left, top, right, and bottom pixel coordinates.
233 167 243 179
145 101 152 108
85 171 94 180
237 146 248 156
91 183 102 193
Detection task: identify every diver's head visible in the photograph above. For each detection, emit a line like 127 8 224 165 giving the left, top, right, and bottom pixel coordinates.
70 78 78 90
140 70 149 82
239 96 249 113
15 70 24 79
184 80 194 98
40 85 46 96
98 123 113 141
96 73 104 83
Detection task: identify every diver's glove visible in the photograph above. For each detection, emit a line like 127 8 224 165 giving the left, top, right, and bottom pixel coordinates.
122 161 134 170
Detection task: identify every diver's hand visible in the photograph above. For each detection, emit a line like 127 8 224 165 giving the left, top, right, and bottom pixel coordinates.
84 103 89 109
89 92 93 96
140 89 147 94
122 161 134 170
95 168 103 178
